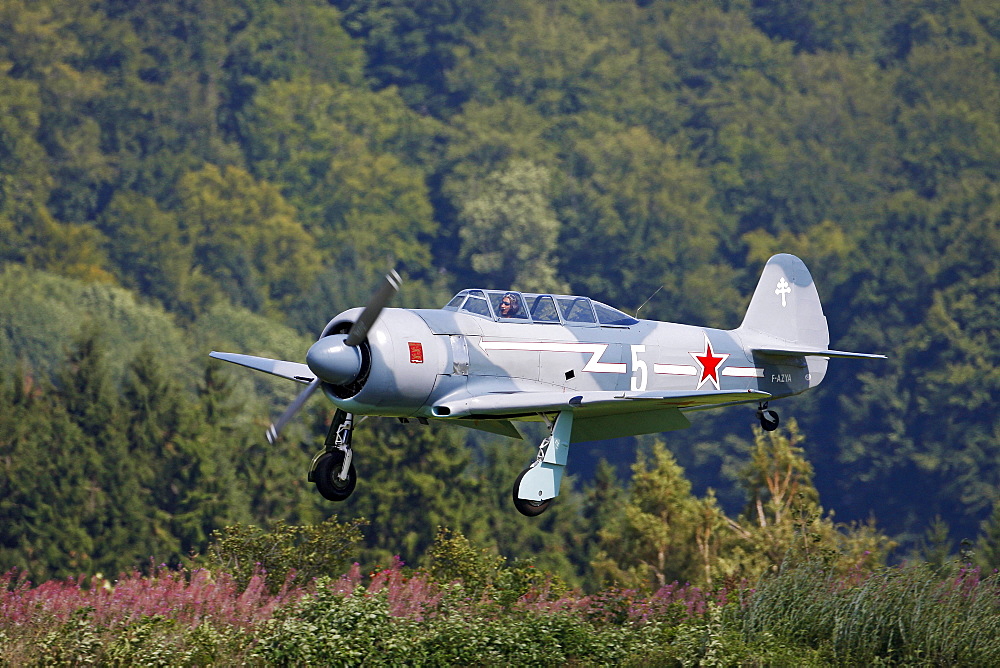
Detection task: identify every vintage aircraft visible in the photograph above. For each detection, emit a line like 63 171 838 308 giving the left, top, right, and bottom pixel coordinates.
210 254 884 516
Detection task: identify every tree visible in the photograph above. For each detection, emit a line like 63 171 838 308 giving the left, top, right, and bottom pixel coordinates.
591 441 721 589
0 367 99 579
329 417 490 569
457 159 566 293
330 0 488 116
975 501 1000 571
239 79 439 276
0 69 50 264
121 348 248 562
227 0 365 89
727 421 893 578
98 192 197 314
177 164 320 315
556 124 736 323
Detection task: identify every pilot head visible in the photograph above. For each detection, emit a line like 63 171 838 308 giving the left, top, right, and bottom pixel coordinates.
499 292 521 318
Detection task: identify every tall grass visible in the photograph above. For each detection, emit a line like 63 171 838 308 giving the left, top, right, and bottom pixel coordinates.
742 560 1000 664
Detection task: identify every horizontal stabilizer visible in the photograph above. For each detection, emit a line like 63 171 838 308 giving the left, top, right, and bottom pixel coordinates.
753 347 887 360
209 351 316 384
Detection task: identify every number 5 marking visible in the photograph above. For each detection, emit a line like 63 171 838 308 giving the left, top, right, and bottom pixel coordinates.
631 345 647 391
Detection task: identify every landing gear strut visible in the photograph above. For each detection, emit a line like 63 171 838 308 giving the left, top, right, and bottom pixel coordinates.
757 402 780 432
310 409 357 501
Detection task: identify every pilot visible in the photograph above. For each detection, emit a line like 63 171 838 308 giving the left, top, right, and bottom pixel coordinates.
498 292 524 318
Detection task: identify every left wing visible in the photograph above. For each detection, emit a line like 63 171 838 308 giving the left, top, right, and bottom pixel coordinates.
435 388 770 443
435 388 770 419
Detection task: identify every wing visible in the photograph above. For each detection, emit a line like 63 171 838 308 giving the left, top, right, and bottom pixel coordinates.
436 388 770 418
435 388 770 443
209 351 315 384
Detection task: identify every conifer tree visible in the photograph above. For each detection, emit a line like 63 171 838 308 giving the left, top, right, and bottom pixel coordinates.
975 501 1000 571
591 441 718 589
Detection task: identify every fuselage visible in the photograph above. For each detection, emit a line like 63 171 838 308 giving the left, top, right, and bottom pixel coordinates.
314 289 826 421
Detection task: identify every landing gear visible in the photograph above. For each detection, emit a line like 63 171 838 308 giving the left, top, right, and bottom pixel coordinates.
512 411 574 517
512 465 552 517
757 402 780 432
310 410 357 501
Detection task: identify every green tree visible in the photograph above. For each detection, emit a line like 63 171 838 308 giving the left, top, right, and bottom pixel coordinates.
330 0 488 116
239 79 438 276
0 0 112 224
120 349 248 562
448 0 683 129
98 192 198 314
917 515 953 572
0 69 49 263
0 367 98 579
55 330 159 576
556 124 736 323
457 159 566 293
177 164 320 315
975 501 1000 571
592 442 720 589
331 417 489 569
727 421 893 578
227 0 365 88
750 0 890 56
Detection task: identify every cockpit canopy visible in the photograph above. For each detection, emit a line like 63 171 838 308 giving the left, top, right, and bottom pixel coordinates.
443 290 639 327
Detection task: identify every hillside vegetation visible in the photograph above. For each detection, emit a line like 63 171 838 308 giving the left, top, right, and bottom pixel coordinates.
1 0 998 590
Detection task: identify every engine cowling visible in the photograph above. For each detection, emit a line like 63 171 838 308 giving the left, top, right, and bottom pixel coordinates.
312 308 443 417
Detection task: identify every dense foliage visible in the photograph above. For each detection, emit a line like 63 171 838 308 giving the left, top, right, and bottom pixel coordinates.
0 0 998 595
2 529 1000 666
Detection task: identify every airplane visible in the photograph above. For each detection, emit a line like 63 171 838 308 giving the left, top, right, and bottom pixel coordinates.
210 253 885 516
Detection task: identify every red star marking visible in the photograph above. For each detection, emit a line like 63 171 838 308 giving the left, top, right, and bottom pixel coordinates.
690 336 729 390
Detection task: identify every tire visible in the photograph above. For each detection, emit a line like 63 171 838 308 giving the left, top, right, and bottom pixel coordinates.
759 409 780 432
314 450 357 501
512 467 552 517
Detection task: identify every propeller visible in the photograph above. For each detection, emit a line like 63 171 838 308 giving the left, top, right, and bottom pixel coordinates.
265 269 401 443
267 378 321 444
345 269 401 346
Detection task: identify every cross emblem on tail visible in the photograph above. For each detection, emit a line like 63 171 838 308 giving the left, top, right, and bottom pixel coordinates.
775 277 791 307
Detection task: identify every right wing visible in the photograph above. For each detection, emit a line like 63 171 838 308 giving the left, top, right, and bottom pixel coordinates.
209 351 315 384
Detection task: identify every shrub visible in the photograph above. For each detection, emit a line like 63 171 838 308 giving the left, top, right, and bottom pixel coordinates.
252 581 417 664
203 516 367 593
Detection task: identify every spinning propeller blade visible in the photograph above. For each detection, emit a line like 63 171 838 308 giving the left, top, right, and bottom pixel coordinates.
266 269 400 442
267 378 321 444
345 269 401 346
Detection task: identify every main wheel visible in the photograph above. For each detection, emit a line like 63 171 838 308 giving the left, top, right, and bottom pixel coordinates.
512 467 552 517
758 409 780 432
314 450 357 501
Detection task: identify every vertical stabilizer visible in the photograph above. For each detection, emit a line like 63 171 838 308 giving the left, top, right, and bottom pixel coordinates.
738 254 829 350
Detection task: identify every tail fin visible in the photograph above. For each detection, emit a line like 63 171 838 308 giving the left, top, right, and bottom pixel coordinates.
738 254 829 350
